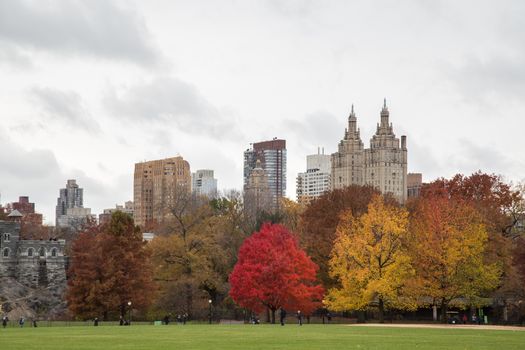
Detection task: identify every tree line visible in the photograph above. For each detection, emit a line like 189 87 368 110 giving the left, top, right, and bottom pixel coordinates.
65 172 525 323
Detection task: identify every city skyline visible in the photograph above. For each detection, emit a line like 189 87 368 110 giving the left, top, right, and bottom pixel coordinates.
1 1 524 224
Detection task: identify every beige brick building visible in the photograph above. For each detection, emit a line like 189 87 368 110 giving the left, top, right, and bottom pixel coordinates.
332 100 408 203
133 156 191 227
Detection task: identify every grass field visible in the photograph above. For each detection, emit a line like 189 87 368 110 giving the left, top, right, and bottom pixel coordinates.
1 324 524 350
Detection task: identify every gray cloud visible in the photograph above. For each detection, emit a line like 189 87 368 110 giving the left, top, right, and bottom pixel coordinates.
104 77 241 140
284 110 342 151
30 87 101 134
0 43 32 68
0 0 159 66
0 131 62 223
452 139 516 175
266 0 314 17
0 130 130 224
448 56 525 103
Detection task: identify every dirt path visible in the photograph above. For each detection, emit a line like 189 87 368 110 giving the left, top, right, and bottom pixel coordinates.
349 323 525 331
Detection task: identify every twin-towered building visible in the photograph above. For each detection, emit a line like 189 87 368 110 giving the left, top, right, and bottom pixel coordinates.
298 100 409 204
331 100 408 203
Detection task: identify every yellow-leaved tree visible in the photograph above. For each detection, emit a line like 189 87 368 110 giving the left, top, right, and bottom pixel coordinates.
409 196 502 322
326 195 416 322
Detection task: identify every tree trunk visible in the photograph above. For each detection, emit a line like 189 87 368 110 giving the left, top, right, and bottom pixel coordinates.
271 308 276 324
440 299 448 324
378 298 385 323
185 283 193 318
120 304 125 318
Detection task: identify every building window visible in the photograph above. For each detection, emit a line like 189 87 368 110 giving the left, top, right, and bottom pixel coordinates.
28 248 34 257
39 248 46 257
3 233 10 242
2 248 9 258
51 249 57 257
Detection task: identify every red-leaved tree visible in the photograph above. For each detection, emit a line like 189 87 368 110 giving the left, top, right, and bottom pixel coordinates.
229 223 324 323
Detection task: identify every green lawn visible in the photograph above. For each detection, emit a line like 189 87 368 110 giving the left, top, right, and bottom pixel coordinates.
1 324 524 350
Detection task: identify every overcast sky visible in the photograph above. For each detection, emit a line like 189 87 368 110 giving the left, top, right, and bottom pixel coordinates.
1 0 524 224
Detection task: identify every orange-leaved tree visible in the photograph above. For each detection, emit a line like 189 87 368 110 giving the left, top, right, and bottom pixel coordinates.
409 196 501 322
229 223 324 323
299 185 385 288
326 195 416 323
67 211 155 320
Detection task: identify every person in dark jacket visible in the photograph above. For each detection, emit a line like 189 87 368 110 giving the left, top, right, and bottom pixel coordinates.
297 311 303 326
280 308 287 326
2 316 8 328
94 317 99 326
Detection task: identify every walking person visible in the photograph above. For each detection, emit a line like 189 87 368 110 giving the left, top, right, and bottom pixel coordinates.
93 317 99 326
18 317 25 328
2 316 8 328
280 308 287 326
297 311 303 326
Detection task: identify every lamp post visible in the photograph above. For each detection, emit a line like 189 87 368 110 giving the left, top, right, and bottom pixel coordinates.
208 299 212 324
127 301 132 325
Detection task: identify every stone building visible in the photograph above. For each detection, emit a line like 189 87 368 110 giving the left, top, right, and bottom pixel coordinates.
332 100 408 203
133 156 191 227
0 218 66 291
244 160 272 219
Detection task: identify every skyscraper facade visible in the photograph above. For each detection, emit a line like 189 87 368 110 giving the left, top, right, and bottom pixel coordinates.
243 138 286 211
191 169 218 197
55 179 93 229
332 100 408 203
133 156 191 227
296 148 331 205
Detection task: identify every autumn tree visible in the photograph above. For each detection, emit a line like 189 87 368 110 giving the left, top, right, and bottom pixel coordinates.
150 192 232 319
67 211 155 320
326 195 415 322
229 223 324 323
421 172 523 311
422 172 522 237
299 185 388 287
409 196 501 322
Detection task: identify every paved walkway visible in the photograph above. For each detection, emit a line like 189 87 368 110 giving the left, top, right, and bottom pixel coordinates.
349 323 525 331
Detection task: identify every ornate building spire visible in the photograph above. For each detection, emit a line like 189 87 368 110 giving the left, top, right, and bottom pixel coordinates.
380 98 389 128
347 104 359 136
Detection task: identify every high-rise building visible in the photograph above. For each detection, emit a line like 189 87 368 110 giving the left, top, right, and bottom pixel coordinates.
133 156 191 228
243 138 286 211
56 180 93 229
99 201 134 225
7 196 43 226
332 100 408 203
296 148 331 204
407 173 423 198
191 169 218 197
